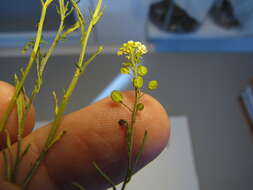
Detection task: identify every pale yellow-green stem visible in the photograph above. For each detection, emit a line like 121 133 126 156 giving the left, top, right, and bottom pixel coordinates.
121 88 140 190
22 0 104 188
45 0 103 146
121 49 143 190
12 0 68 182
0 0 54 132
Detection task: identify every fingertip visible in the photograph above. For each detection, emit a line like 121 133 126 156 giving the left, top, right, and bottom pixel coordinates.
10 90 170 190
0 81 36 148
131 92 171 166
109 91 170 165
87 91 171 186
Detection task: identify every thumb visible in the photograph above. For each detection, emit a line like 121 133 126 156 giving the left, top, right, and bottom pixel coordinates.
0 180 21 190
0 91 170 190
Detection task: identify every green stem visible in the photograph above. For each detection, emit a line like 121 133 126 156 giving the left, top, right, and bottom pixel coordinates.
12 7 66 182
22 0 103 188
121 88 139 190
93 162 117 190
46 0 103 145
72 182 86 190
0 0 53 132
128 89 139 170
5 130 13 181
120 102 133 113
2 150 10 181
22 149 46 188
121 50 142 190
133 130 148 169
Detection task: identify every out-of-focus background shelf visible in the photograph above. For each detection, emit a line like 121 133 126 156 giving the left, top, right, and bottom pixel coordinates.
147 18 253 52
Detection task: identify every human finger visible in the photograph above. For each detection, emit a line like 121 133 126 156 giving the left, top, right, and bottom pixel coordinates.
0 180 21 190
0 81 36 149
0 91 170 190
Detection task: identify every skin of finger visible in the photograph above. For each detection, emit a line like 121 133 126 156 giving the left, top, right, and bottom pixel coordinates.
0 180 22 190
0 91 170 190
0 81 36 149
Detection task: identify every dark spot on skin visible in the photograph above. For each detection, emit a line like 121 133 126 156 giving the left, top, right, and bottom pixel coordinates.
118 119 128 128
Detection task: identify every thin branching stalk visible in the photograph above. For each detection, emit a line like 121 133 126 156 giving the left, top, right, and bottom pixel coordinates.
11 0 72 182
22 0 104 188
4 130 14 181
120 102 133 113
121 89 140 190
45 0 103 147
108 41 154 190
2 150 10 181
72 182 87 190
92 162 117 190
0 0 54 133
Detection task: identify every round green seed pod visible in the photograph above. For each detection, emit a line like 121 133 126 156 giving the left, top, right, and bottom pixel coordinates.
137 65 148 76
133 76 143 89
137 103 144 111
111 90 123 103
148 80 158 90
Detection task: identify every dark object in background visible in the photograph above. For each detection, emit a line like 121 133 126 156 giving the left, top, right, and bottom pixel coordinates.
210 0 240 29
149 0 199 33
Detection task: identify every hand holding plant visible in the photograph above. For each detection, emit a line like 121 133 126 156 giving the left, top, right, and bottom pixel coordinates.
0 84 170 190
0 0 170 189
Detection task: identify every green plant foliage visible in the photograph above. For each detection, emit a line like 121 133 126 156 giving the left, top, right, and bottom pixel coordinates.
133 76 144 89
111 90 123 103
148 80 158 90
137 65 148 76
0 1 160 190
137 103 144 111
0 0 104 189
94 41 158 190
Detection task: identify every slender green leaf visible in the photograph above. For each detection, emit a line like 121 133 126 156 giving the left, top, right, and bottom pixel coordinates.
72 182 86 190
16 92 25 137
92 162 117 190
20 144 31 161
52 91 59 115
48 130 67 149
6 131 12 153
134 130 148 168
2 150 9 181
